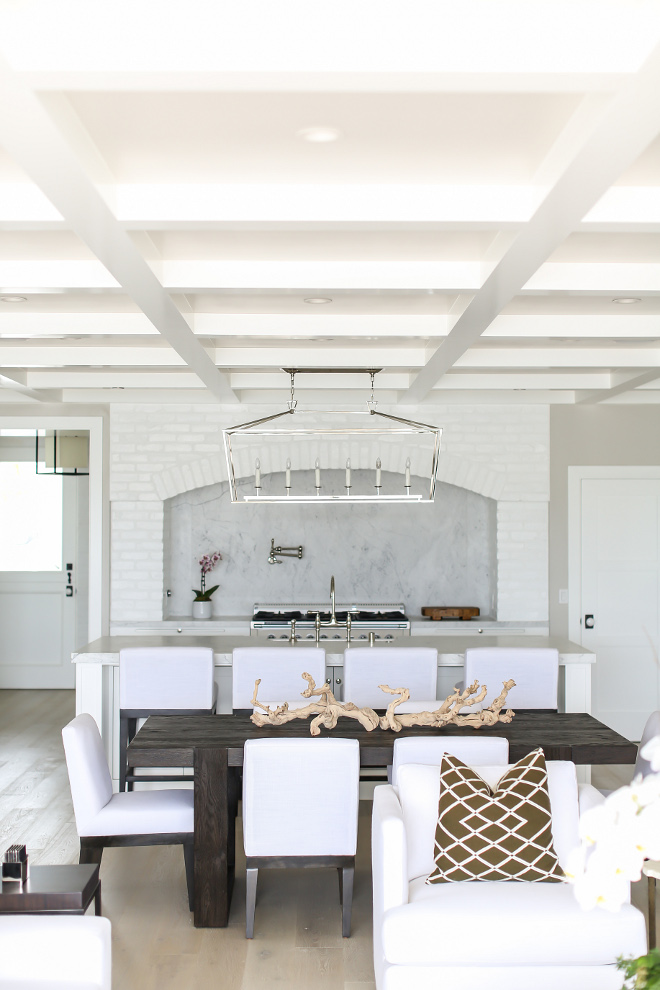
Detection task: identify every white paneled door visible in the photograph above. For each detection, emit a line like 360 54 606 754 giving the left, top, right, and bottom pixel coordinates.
0 468 81 688
580 479 660 740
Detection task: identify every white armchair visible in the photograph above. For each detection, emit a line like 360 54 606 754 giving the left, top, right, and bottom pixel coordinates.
372 760 646 990
0 916 111 989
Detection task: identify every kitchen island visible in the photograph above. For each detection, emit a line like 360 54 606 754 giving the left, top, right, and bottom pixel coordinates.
73 634 594 787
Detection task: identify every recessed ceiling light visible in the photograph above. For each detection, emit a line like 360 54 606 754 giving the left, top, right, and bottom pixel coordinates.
0 295 28 303
612 297 641 304
297 127 341 143
304 297 332 305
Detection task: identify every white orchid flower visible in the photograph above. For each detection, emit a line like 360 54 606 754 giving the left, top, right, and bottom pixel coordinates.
569 770 660 914
641 735 660 772
631 772 660 807
563 845 588 882
578 802 619 844
572 870 631 913
630 804 660 860
587 845 644 883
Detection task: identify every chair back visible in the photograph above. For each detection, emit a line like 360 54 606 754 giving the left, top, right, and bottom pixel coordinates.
119 646 215 710
636 710 660 777
463 647 559 709
396 760 579 882
242 737 359 856
391 736 509 786
62 714 113 834
0 915 112 989
232 647 326 709
343 647 438 709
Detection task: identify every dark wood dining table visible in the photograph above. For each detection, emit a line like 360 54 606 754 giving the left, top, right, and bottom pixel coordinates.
127 711 637 928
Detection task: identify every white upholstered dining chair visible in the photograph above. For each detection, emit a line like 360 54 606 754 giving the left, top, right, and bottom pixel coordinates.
463 646 559 709
118 646 216 791
242 737 360 938
232 646 326 710
343 647 438 709
62 714 195 910
391 735 509 786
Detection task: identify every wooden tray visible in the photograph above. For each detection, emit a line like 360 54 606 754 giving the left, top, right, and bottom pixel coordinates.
421 606 480 621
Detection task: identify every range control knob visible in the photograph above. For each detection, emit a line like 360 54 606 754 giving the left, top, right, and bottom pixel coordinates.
267 634 275 640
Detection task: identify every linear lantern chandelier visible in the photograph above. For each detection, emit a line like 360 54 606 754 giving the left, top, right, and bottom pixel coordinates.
222 370 441 503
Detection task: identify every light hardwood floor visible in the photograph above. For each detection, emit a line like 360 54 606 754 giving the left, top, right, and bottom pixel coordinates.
0 690 654 989
0 690 375 990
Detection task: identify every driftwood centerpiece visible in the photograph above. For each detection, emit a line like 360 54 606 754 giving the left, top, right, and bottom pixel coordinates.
250 673 515 735
251 672 380 735
378 679 516 731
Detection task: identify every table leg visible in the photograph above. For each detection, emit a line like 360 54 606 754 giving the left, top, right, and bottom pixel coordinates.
94 881 102 917
194 746 233 927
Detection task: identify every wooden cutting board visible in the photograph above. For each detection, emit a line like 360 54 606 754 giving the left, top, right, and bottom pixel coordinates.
421 606 480 621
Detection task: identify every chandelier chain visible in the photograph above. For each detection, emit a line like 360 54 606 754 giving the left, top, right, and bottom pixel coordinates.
287 370 298 411
367 369 378 412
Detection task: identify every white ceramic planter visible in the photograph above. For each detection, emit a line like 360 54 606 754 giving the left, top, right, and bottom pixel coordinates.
192 600 213 619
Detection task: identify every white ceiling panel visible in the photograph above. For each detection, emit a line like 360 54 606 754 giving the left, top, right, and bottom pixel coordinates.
0 0 658 405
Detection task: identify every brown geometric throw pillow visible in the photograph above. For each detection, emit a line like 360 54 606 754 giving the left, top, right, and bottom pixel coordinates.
426 748 565 884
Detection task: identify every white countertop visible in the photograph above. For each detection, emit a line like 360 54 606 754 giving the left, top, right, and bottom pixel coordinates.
109 617 550 637
73 634 593 666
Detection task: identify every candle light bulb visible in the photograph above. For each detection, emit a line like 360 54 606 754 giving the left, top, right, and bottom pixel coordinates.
285 458 291 489
376 457 382 487
405 457 411 487
315 457 321 488
345 458 351 487
255 458 261 488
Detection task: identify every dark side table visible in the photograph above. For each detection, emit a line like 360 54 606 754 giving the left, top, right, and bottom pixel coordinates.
0 864 101 916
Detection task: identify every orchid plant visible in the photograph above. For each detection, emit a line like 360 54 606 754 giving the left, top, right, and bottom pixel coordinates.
565 735 660 987
193 550 222 602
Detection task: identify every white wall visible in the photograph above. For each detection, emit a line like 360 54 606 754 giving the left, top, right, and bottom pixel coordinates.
550 405 660 637
110 402 550 622
165 472 497 618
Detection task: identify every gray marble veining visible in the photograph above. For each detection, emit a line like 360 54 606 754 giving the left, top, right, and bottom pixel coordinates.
164 470 496 619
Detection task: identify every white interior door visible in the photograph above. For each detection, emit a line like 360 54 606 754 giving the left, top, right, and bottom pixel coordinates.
0 463 82 688
580 478 660 739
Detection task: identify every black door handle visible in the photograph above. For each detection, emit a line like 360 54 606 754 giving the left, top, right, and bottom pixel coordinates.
584 614 594 629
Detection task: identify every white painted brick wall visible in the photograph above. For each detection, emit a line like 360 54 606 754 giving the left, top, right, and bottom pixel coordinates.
109 403 550 622
496 501 548 621
111 501 164 621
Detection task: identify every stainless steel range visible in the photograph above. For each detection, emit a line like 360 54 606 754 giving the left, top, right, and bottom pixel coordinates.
251 602 411 642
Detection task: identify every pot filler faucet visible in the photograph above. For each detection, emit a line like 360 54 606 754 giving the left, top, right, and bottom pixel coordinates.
268 537 303 565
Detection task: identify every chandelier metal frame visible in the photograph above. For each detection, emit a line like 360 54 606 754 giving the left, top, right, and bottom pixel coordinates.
222 369 441 504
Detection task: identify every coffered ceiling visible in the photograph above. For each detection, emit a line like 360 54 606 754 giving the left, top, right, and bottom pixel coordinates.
1 0 660 407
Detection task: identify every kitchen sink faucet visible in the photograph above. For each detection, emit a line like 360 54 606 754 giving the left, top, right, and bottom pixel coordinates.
305 576 352 645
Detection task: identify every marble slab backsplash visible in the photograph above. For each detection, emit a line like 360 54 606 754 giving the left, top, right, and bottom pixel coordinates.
164 469 496 619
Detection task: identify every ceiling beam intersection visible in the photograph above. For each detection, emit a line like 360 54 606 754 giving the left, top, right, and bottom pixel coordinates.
0 57 236 403
403 42 660 403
